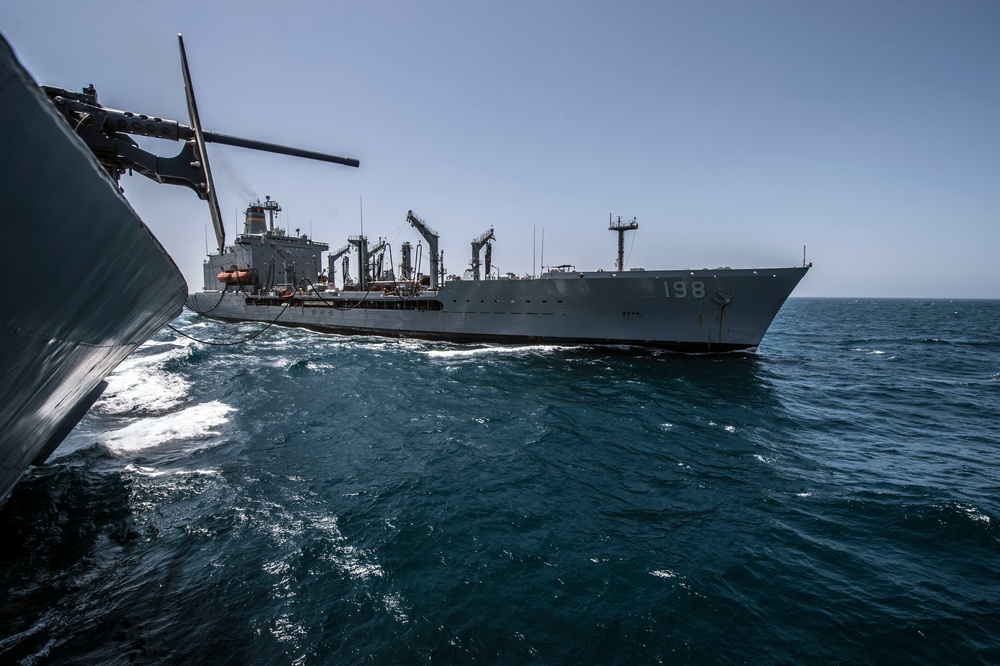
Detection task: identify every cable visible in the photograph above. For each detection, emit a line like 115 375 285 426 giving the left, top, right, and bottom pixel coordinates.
168 301 289 346
179 241 423 345
625 228 638 269
296 277 377 310
185 281 230 315
384 243 415 301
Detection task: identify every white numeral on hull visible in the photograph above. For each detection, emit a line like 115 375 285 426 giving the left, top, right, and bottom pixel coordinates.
664 281 705 298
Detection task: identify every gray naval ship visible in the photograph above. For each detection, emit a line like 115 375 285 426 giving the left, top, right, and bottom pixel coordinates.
189 204 810 352
0 34 358 508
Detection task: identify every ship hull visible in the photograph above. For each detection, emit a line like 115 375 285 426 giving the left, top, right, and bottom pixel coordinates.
0 36 187 506
189 267 808 352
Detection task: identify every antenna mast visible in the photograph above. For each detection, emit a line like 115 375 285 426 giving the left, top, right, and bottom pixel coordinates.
261 195 281 232
609 214 639 271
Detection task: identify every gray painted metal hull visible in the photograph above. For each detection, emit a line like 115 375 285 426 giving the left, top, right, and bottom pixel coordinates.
190 266 808 352
0 36 187 506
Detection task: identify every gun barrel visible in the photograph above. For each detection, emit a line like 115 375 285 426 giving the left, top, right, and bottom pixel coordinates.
202 131 359 168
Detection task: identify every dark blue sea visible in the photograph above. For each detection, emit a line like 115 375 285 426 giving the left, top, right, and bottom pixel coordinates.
2 298 999 664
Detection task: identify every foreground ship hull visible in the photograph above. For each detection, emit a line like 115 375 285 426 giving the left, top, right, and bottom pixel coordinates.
0 37 187 506
189 267 808 352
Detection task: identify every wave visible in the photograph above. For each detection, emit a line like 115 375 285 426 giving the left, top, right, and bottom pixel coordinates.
96 348 192 415
423 344 581 359
101 401 234 454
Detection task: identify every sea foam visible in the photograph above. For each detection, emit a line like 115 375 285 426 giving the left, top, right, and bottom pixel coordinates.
102 401 234 453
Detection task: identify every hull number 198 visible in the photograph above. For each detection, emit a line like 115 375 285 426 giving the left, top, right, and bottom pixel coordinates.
664 281 706 298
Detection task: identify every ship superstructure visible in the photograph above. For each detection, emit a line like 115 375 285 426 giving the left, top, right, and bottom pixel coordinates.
207 196 329 294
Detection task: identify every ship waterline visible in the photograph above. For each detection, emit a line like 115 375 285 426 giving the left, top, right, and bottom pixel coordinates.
189 265 808 352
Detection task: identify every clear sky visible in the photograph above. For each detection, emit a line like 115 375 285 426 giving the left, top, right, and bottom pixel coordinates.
3 1 998 297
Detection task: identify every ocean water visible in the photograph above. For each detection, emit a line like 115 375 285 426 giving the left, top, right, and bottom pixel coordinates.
2 298 999 664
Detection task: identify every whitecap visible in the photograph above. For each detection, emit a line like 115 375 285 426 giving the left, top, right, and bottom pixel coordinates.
423 344 578 359
651 569 679 579
97 348 191 415
955 503 991 524
123 464 220 478
102 401 234 453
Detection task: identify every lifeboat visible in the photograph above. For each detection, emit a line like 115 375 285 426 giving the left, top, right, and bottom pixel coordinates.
217 268 253 285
